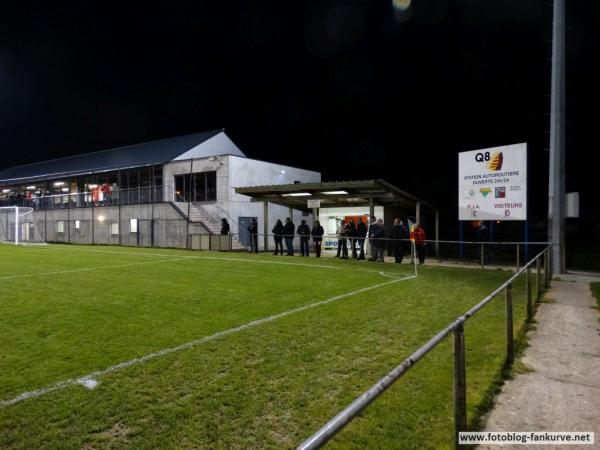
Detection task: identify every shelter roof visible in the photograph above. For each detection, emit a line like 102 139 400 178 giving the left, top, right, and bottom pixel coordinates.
235 179 435 211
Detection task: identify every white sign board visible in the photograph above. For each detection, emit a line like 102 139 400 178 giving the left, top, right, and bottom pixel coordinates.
307 199 321 209
458 143 527 221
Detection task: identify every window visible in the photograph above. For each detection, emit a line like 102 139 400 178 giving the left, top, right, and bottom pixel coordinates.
57 221 65 233
130 218 138 233
173 171 217 202
75 220 81 230
110 222 119 235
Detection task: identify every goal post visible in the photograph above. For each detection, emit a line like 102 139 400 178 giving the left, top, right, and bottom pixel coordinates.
0 206 46 245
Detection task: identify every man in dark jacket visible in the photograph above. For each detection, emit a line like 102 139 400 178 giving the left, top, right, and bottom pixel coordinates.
356 218 368 260
283 217 295 256
347 219 358 259
367 216 378 261
247 218 258 254
391 218 408 263
311 220 325 257
297 220 310 257
373 218 386 262
272 219 284 255
220 218 230 235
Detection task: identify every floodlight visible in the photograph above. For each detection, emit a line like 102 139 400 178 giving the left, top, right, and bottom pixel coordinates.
282 192 311 197
321 191 349 195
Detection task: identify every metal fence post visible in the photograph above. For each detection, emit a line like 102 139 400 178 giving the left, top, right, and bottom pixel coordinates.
544 250 550 290
526 266 533 321
480 243 484 269
453 323 467 449
536 258 542 301
505 283 514 364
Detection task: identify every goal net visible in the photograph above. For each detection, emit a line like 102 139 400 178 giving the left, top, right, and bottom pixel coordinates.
0 206 46 245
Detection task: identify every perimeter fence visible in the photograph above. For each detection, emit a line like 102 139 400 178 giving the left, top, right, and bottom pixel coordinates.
296 243 552 449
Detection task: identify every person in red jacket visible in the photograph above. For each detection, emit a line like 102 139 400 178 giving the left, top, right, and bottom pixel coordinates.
413 223 427 265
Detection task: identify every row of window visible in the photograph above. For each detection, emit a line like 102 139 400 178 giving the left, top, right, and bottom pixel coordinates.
56 219 139 235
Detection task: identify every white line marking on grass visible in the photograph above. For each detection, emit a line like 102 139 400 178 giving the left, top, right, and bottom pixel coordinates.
0 256 198 281
3 245 412 280
0 274 416 408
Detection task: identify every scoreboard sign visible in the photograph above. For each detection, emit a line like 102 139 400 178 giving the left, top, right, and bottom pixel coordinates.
458 143 527 221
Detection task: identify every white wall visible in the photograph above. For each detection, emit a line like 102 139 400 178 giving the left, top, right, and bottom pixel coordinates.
227 156 320 247
163 156 230 203
173 132 245 160
162 155 321 250
319 206 384 236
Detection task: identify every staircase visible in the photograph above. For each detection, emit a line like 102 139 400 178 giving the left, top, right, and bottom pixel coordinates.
172 202 246 251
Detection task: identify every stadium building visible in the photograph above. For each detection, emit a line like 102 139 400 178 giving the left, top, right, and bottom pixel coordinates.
0 130 438 251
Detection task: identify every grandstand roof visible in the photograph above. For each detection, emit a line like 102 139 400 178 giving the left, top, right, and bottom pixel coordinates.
0 129 245 184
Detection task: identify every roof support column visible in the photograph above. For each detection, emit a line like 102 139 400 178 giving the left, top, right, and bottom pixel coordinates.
369 198 375 219
416 201 421 225
263 201 269 252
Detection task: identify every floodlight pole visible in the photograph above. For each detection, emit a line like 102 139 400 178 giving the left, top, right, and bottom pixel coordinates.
548 0 566 273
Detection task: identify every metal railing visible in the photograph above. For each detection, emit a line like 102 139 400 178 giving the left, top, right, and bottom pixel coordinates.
15 186 172 210
297 244 552 450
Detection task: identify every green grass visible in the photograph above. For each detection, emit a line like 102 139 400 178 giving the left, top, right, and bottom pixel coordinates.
0 244 536 449
592 283 600 316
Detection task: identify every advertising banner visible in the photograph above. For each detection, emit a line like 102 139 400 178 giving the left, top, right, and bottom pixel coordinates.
458 143 527 221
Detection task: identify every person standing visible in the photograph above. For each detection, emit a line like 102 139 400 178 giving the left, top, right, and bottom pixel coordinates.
356 218 367 260
367 216 378 261
391 218 408 264
220 218 230 235
374 218 386 262
248 218 258 254
101 183 112 205
272 219 284 255
311 220 324 257
347 219 358 259
335 219 345 258
283 217 295 256
339 219 349 259
414 223 427 265
297 220 310 257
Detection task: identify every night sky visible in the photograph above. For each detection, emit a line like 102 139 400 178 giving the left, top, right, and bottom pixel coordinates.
1 1 598 231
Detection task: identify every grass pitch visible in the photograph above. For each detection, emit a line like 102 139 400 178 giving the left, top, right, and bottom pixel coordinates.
0 244 533 449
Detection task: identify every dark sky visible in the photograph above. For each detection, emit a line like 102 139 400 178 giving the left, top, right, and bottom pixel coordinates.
0 1 598 225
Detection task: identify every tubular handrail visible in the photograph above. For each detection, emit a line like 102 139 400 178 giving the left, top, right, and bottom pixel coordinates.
213 204 239 227
297 244 552 450
221 231 548 246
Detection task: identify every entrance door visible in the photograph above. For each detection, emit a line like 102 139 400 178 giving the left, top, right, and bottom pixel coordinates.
238 216 257 248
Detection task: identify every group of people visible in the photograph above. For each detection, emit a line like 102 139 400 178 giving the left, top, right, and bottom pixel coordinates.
270 217 325 257
221 215 428 264
335 217 426 264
